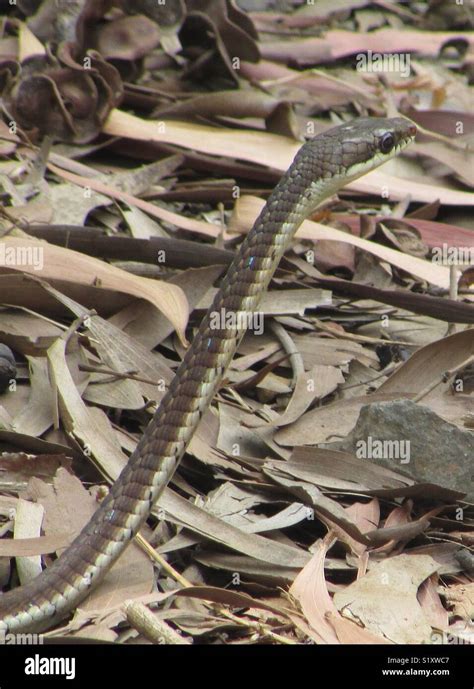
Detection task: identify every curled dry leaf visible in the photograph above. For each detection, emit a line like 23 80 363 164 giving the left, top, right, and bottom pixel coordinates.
2 47 122 142
122 0 186 30
93 14 162 61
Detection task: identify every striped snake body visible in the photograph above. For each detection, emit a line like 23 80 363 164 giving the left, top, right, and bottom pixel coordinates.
0 117 416 633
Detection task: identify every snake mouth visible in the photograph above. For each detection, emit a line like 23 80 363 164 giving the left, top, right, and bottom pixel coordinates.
397 124 417 150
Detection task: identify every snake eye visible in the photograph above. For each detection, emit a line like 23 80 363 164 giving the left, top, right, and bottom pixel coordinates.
379 133 395 154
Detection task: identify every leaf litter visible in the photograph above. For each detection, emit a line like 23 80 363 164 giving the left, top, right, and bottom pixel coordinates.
0 0 472 645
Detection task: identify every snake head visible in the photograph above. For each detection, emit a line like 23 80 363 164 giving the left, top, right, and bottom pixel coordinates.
266 116 417 227
315 116 416 181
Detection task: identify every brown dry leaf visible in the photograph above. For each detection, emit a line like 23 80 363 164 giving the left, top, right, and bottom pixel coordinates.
240 58 379 111
274 392 402 446
0 453 71 491
372 503 412 554
0 533 70 558
48 336 127 482
46 182 109 226
104 109 474 206
379 329 474 394
0 296 65 358
291 333 378 369
158 489 309 569
153 89 290 123
342 498 380 556
366 514 434 549
262 464 373 546
414 141 474 188
193 552 300 588
333 553 440 643
444 582 474 620
260 28 474 64
289 537 387 644
104 108 300 170
47 160 217 238
216 401 276 460
339 214 474 251
121 265 225 350
38 280 174 393
325 610 393 644
273 448 461 503
418 574 449 631
175 585 289 619
12 357 55 437
259 288 331 316
289 538 340 644
407 109 474 138
251 3 374 30
187 408 229 471
95 15 161 60
292 257 474 325
13 498 43 584
274 365 345 427
1 237 188 343
26 469 93 556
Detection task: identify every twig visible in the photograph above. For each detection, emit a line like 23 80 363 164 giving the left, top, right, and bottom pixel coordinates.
268 319 304 386
413 354 474 402
135 533 297 644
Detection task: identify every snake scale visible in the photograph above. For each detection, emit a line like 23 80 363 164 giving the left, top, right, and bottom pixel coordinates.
0 117 416 633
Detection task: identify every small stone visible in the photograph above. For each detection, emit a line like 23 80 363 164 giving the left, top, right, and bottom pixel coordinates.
334 400 474 500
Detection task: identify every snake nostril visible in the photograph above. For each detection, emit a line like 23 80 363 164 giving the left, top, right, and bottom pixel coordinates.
408 125 417 136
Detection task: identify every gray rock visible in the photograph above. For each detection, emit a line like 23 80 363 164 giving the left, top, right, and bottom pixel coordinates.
334 399 474 500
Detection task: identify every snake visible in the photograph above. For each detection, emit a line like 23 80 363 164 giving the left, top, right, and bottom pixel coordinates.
0 117 416 634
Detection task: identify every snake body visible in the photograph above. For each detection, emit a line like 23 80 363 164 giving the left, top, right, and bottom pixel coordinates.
0 117 415 633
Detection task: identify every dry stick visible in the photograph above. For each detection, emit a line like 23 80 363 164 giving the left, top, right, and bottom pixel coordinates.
339 361 403 391
413 353 474 403
312 317 415 347
223 385 254 412
135 534 297 645
216 201 226 250
447 263 459 336
268 319 304 386
123 600 191 645
78 363 162 387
